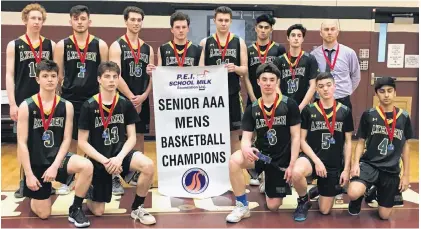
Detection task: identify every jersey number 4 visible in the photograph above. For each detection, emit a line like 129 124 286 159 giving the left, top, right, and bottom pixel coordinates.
104 126 119 145
378 138 389 155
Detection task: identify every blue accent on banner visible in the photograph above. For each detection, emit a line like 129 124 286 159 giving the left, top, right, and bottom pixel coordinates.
378 23 388 62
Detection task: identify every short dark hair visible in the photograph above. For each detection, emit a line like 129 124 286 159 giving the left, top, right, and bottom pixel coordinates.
375 76 396 92
256 14 275 26
287 24 307 37
97 61 120 77
256 63 281 79
170 11 190 27
70 5 90 18
123 6 144 21
315 72 334 83
214 6 232 19
36 60 59 77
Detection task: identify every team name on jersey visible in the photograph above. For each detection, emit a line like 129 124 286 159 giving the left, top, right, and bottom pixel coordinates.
94 114 125 128
209 49 237 58
123 51 149 62
249 56 276 66
255 116 286 129
281 67 305 79
310 121 344 132
166 57 195 66
33 117 64 129
66 51 97 61
20 51 51 62
370 124 404 140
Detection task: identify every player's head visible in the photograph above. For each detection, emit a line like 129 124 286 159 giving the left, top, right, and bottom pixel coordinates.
69 5 91 34
36 60 59 92
320 19 340 44
97 61 120 92
123 6 144 34
255 14 275 41
256 63 281 95
375 76 396 106
22 3 47 32
170 12 190 41
214 6 232 33
287 24 306 48
315 72 336 100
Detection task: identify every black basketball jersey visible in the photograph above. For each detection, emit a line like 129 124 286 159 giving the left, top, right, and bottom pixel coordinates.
14 36 53 106
61 35 101 109
357 107 413 174
118 36 150 95
273 51 319 105
301 102 354 170
26 94 67 167
160 41 201 66
204 34 241 95
242 94 301 167
248 42 286 99
78 93 140 168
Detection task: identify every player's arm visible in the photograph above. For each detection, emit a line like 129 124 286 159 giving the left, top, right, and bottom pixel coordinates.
234 38 248 77
109 41 135 99
117 124 137 160
99 39 109 62
342 109 354 174
51 40 57 59
273 57 282 94
299 79 316 111
240 106 259 162
349 50 361 92
351 111 369 177
400 115 413 192
244 72 257 102
157 46 162 66
142 46 154 97
284 99 301 182
199 38 207 66
5 40 18 121
53 40 65 90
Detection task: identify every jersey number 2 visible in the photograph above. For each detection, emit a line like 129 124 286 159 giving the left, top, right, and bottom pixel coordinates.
104 126 119 145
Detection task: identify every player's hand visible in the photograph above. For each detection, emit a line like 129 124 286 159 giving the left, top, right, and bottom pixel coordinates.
42 164 59 183
339 170 350 187
225 63 236 73
242 147 259 163
284 165 293 184
26 174 42 191
399 175 409 192
146 64 156 76
10 104 18 121
350 163 360 178
315 160 327 178
107 157 123 175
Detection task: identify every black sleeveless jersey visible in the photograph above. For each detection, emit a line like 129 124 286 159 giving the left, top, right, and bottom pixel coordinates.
160 41 201 66
14 36 53 106
26 94 67 167
118 36 151 95
273 51 319 105
204 34 241 95
241 94 301 167
248 42 286 99
61 35 101 109
357 107 413 174
301 102 354 170
78 93 140 169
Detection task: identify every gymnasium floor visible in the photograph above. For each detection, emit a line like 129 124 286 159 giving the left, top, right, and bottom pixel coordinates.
1 141 419 228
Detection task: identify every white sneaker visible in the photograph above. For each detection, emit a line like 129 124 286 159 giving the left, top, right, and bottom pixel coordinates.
226 201 250 223
259 173 265 194
131 204 156 225
56 184 71 195
249 178 260 186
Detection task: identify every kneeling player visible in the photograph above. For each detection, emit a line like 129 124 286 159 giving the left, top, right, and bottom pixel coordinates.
347 76 412 220
78 61 156 225
226 63 301 223
291 72 353 221
18 60 92 227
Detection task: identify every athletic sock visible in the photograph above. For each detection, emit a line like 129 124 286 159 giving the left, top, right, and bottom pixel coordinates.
131 194 146 210
236 194 248 206
72 195 84 209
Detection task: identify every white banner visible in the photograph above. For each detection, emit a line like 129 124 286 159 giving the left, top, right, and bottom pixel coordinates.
152 66 231 199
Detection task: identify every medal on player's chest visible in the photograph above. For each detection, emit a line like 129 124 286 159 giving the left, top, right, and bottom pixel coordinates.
215 32 230 61
125 34 143 74
98 92 117 139
37 93 58 141
256 41 271 64
172 40 189 67
287 50 303 83
319 100 337 144
25 34 43 64
259 94 279 141
379 106 397 153
134 63 142 75
73 34 90 75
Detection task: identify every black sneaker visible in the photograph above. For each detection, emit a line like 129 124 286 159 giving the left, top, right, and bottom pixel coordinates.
364 185 377 203
14 180 24 198
308 186 319 200
348 196 363 215
293 196 312 222
68 206 90 228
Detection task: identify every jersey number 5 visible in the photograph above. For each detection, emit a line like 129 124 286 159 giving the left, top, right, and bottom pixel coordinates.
321 133 331 149
104 126 119 145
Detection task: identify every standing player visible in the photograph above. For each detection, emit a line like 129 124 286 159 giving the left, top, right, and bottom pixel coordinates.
273 24 318 111
347 77 412 220
6 3 55 198
226 63 301 223
54 5 108 194
199 6 248 154
109 6 153 195
18 60 92 227
78 62 156 225
291 72 353 221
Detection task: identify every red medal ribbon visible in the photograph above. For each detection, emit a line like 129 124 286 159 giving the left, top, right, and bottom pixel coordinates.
259 93 279 130
215 32 230 61
256 41 272 64
98 93 118 132
25 34 43 64
379 106 397 143
125 34 142 64
322 44 340 71
287 50 303 80
171 40 189 67
319 100 337 137
37 93 58 133
72 34 90 65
